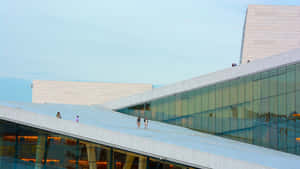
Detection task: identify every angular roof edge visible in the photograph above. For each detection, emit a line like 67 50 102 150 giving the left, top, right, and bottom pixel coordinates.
0 105 279 169
103 48 300 110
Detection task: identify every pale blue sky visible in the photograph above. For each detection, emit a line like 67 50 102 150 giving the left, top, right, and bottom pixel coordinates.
1 0 300 102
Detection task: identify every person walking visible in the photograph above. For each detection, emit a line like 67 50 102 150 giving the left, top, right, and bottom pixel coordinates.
56 112 62 119
137 116 141 128
144 118 148 129
75 115 79 123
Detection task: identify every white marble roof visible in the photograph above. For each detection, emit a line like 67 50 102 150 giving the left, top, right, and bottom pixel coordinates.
0 101 299 169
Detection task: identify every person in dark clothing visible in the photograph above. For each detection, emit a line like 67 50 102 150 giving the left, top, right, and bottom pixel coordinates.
56 112 62 119
144 118 148 129
137 116 141 128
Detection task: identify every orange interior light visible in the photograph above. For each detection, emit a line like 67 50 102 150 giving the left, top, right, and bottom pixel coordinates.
21 158 60 163
69 160 109 165
293 114 300 117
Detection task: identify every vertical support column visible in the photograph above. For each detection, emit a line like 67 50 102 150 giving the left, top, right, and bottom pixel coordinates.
0 136 3 168
107 148 112 169
76 140 79 169
138 156 146 169
110 148 114 169
42 136 49 169
35 135 46 169
146 157 149 169
13 129 19 169
122 155 134 169
86 144 97 169
0 136 2 156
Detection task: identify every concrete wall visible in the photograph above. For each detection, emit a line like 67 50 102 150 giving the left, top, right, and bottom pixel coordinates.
241 5 300 64
32 80 152 105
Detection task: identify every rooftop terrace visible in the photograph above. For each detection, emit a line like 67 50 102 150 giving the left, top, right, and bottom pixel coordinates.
0 101 299 169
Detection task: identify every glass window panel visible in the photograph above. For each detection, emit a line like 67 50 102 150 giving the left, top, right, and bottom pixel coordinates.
287 92 296 154
260 98 269 116
297 91 300 115
245 76 253 102
296 91 300 154
222 82 230 107
278 66 287 95
195 89 202 113
216 84 222 109
181 93 188 118
201 112 209 132
47 135 78 169
188 91 195 115
277 93 287 151
244 101 253 122
79 141 110 169
286 64 296 93
259 99 271 148
207 110 216 133
269 96 279 149
230 80 238 105
0 121 17 168
296 63 300 91
222 108 231 133
269 69 278 97
157 99 163 121
201 88 209 131
252 100 261 145
187 92 195 128
168 96 176 120
237 104 245 135
215 109 223 133
113 149 141 169
209 86 216 110
144 103 151 120
261 71 269 98
202 87 209 112
192 114 201 131
238 78 245 104
269 96 278 121
287 92 296 115
244 102 253 143
253 74 261 100
230 104 238 133
278 94 287 118
149 157 185 169
175 94 182 125
163 98 169 120
150 100 158 120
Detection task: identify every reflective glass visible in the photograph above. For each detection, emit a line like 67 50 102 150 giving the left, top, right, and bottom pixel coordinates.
118 62 300 155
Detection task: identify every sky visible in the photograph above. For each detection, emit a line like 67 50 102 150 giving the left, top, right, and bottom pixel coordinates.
1 0 300 102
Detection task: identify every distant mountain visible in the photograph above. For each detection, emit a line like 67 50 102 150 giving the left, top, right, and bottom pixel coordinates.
0 77 32 102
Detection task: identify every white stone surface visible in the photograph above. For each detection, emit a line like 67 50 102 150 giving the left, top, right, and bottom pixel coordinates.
0 101 300 169
241 5 300 64
32 80 152 105
103 48 300 110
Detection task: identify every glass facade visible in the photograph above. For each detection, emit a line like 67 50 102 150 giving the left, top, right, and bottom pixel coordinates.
0 120 195 169
118 62 300 155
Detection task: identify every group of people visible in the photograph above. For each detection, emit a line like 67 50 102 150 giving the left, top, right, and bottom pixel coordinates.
56 112 149 129
56 112 79 123
137 116 149 129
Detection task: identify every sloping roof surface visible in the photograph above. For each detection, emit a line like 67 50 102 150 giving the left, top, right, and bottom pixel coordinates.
103 48 300 110
0 101 299 169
